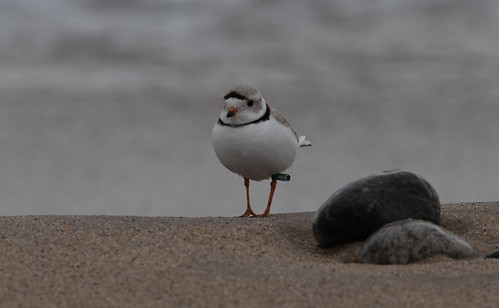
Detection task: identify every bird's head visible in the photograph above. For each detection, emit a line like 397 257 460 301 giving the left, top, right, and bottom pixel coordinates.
219 85 267 125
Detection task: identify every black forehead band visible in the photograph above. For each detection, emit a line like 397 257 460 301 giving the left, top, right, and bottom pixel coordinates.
223 91 247 101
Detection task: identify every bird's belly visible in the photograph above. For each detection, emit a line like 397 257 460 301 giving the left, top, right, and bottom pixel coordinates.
212 121 299 181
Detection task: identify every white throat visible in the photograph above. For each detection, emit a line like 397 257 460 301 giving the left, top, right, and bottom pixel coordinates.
219 98 268 126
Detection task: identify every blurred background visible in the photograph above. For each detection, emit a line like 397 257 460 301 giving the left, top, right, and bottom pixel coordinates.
1 0 498 216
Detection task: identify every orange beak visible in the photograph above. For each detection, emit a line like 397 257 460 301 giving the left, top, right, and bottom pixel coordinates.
226 107 238 118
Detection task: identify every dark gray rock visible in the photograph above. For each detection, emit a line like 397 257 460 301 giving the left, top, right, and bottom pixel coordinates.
360 219 474 264
312 170 440 247
485 249 499 259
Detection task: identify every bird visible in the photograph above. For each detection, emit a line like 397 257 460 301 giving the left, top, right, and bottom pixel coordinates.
212 85 311 217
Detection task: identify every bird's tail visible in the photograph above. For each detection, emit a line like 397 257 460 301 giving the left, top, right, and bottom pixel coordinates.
298 135 312 147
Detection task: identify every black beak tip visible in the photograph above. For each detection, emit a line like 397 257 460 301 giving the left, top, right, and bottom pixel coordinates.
227 111 235 118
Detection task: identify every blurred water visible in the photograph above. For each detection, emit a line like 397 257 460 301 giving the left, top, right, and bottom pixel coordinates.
1 0 499 216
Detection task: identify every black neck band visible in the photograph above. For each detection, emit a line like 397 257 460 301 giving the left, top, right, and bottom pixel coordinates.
218 104 271 127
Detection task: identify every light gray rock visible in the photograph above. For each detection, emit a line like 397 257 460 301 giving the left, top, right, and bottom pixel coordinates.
313 170 440 247
360 219 474 264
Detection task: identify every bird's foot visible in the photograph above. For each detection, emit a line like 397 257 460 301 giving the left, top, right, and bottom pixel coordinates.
240 209 257 217
254 210 270 218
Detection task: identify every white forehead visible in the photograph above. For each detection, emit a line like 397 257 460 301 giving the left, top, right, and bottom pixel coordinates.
224 97 245 106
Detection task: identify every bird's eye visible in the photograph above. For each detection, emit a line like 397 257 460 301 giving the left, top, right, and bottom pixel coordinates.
247 100 254 107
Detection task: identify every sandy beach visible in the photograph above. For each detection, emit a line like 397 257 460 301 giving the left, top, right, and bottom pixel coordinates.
0 202 497 307
1 2 498 306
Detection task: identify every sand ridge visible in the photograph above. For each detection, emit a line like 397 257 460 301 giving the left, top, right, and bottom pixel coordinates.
0 202 498 306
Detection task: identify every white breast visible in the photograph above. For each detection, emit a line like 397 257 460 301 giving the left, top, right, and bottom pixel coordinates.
212 116 299 181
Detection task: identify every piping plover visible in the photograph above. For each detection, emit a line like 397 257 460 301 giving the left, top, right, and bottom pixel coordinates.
212 85 311 217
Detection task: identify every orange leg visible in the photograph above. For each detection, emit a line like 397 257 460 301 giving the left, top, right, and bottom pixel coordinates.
256 180 277 218
241 178 257 217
